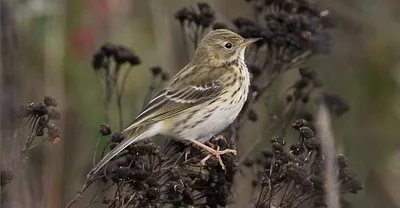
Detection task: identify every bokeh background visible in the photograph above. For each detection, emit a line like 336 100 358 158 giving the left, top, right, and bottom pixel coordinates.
1 0 400 207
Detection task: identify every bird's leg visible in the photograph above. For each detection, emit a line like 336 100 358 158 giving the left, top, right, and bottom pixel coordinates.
201 146 223 168
190 139 236 170
204 141 214 148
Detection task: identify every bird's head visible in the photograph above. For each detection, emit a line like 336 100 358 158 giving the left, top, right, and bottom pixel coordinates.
192 29 261 65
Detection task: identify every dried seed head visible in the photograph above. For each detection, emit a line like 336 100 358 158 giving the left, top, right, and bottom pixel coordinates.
247 109 258 122
150 66 162 76
47 124 61 139
161 73 169 81
100 123 112 136
145 187 160 200
292 119 309 130
299 126 314 138
44 96 58 107
100 42 117 57
92 50 106 70
197 2 215 28
31 103 48 117
113 46 141 65
174 7 192 24
111 132 124 143
47 106 61 120
337 154 348 168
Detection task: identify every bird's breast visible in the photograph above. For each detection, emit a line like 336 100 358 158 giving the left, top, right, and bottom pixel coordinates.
171 64 250 142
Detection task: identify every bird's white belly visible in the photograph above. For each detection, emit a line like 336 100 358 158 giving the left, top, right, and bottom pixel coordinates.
177 98 245 143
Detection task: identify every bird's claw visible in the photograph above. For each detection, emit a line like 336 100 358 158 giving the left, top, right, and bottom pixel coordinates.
200 146 236 170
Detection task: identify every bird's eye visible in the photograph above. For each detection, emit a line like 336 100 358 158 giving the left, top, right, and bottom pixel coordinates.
224 42 233 49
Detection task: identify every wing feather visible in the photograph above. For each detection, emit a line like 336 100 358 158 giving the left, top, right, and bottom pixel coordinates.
123 65 224 132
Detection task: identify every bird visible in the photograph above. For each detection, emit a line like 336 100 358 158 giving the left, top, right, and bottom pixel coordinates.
87 29 261 178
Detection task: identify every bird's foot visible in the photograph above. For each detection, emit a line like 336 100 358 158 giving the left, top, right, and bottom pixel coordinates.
200 146 237 170
204 141 215 149
190 139 236 170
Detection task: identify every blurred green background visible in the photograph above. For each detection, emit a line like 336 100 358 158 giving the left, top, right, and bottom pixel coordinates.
1 0 400 207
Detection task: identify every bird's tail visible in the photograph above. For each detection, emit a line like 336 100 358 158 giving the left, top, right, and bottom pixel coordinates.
86 127 149 178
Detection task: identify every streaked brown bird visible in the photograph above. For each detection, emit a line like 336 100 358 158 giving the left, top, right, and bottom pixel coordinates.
88 29 260 178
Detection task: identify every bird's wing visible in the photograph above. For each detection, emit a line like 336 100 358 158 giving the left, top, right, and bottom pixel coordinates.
123 65 225 132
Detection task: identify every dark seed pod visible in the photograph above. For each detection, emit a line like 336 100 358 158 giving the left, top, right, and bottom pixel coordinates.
161 73 169 81
337 154 348 168
247 109 258 122
47 106 61 120
145 187 160 200
47 124 61 139
270 137 286 145
31 103 48 117
111 132 124 143
100 42 117 57
150 66 162 76
100 123 112 136
113 46 141 66
292 119 309 130
92 50 106 70
174 7 192 24
299 126 314 138
44 96 58 107
182 189 195 205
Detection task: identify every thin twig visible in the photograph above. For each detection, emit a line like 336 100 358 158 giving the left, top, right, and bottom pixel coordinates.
93 135 101 166
25 137 49 151
115 65 132 131
114 63 135 131
142 76 157 109
22 117 49 153
104 64 112 124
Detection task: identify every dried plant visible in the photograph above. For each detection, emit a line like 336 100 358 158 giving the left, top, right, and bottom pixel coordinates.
242 119 362 208
83 127 237 208
92 43 141 130
1 96 61 189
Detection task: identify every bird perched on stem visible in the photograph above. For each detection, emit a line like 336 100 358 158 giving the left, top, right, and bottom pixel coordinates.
88 29 261 178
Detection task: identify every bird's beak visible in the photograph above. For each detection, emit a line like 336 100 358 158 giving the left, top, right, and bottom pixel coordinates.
240 38 262 48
